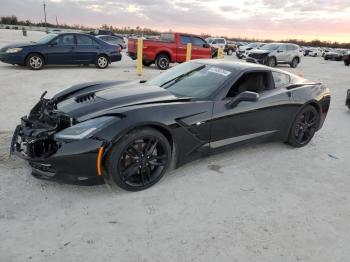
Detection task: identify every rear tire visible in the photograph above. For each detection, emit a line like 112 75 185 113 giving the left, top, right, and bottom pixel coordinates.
142 61 152 67
155 54 170 70
227 49 233 56
95 55 109 69
26 53 44 70
105 128 171 191
287 105 320 148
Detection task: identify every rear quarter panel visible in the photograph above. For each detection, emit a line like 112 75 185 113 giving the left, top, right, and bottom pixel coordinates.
289 84 331 129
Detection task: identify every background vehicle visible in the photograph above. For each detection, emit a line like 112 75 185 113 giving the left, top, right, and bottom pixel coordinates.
246 43 301 68
236 42 262 59
206 37 226 49
96 35 126 49
11 60 330 191
128 32 211 70
324 50 346 61
0 33 122 69
346 89 350 109
224 40 236 55
344 51 350 66
308 48 322 57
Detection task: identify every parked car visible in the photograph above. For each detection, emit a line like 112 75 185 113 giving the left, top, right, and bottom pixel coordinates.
324 50 346 61
224 40 236 55
346 89 350 109
308 48 322 57
236 42 262 59
0 33 122 70
11 60 331 191
344 51 350 66
128 32 212 70
96 35 126 49
205 37 226 49
246 43 301 68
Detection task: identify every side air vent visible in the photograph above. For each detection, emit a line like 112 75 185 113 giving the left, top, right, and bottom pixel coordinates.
75 93 96 103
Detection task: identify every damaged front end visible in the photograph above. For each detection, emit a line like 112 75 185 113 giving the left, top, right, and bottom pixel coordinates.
10 91 108 184
11 91 73 160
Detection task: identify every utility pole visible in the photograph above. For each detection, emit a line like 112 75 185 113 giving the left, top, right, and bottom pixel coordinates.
43 0 47 26
56 16 58 26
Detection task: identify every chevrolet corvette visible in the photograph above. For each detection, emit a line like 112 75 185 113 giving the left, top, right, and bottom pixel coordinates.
11 60 331 191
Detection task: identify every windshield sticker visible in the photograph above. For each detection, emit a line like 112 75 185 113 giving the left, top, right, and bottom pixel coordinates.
208 67 231 77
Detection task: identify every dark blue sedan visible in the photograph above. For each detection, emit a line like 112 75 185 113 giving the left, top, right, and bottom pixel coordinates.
0 33 122 70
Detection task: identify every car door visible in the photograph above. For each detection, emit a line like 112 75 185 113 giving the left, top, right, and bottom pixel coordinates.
75 35 99 64
177 34 192 62
191 36 211 59
209 70 293 150
45 34 76 64
276 45 289 62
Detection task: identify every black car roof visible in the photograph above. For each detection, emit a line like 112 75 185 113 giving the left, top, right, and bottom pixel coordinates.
194 59 270 72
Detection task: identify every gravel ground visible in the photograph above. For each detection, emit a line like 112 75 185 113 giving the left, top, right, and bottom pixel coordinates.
1 29 350 262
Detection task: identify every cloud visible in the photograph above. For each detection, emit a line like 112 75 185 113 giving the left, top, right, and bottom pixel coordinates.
0 0 349 41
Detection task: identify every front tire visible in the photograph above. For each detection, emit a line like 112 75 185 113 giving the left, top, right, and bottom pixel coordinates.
345 62 350 66
95 55 109 69
267 57 276 67
155 54 170 70
287 105 320 148
26 54 44 70
290 57 299 68
227 49 233 56
105 128 171 191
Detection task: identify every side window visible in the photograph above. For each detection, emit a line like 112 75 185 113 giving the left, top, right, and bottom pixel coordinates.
218 39 225 44
192 37 206 47
272 71 291 88
227 72 270 97
53 35 75 45
278 45 287 51
76 35 94 45
180 35 191 45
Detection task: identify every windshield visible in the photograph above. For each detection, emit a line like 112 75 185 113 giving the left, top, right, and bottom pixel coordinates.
260 43 280 51
246 43 258 48
149 62 233 99
35 34 58 44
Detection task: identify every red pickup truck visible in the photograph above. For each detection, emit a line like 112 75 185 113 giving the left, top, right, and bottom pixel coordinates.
128 32 212 70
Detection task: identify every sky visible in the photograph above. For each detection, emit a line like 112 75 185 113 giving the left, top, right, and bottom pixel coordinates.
1 0 350 42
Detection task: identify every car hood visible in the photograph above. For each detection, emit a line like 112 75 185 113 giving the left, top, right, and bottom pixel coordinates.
248 49 270 55
55 80 190 121
0 42 40 50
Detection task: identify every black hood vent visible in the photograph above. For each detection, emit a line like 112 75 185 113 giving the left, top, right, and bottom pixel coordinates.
75 93 96 103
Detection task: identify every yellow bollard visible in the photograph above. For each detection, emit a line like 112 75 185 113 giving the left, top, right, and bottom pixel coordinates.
137 37 143 77
217 48 224 59
186 43 192 61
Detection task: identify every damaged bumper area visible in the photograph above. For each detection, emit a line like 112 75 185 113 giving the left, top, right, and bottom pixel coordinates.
10 93 106 183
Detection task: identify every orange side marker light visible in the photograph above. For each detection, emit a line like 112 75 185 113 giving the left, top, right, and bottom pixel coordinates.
97 146 104 176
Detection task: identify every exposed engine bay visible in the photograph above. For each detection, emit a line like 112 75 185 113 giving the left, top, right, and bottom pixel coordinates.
11 91 74 159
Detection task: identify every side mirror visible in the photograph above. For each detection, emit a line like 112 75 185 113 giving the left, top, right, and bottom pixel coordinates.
277 49 283 53
49 42 57 47
226 91 259 109
203 43 210 48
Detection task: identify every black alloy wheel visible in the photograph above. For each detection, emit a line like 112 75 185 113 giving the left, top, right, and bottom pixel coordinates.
288 106 320 147
105 128 171 191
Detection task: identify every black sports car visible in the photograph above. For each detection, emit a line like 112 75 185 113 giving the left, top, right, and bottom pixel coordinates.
11 60 331 191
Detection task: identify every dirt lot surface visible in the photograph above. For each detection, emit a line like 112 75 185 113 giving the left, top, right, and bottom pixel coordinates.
1 29 350 262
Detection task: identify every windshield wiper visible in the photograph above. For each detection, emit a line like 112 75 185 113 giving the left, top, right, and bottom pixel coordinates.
160 65 206 88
